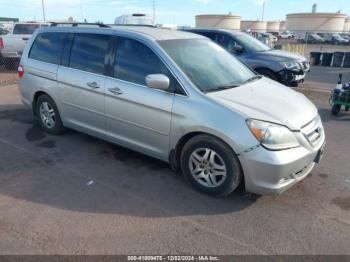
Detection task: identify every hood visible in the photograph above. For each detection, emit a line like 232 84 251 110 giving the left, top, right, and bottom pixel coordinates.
207 77 318 130
256 49 306 63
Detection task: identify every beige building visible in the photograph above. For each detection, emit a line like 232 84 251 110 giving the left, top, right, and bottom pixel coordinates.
286 12 347 33
195 14 241 29
344 18 350 32
266 21 280 32
240 20 267 32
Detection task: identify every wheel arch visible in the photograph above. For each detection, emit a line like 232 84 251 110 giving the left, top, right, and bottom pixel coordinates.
169 131 240 172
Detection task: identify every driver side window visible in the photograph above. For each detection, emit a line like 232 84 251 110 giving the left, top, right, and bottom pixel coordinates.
216 34 240 54
114 37 176 91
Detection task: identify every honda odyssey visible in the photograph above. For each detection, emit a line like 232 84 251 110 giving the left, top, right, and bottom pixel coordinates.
18 24 325 196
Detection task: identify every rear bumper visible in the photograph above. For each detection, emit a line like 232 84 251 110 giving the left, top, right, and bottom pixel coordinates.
0 51 22 58
239 139 325 195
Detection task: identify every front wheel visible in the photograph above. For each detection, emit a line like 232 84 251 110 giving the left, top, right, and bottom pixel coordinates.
256 68 278 82
180 135 242 196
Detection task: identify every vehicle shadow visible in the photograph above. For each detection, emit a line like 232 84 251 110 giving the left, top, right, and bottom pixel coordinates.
318 107 350 123
0 105 261 218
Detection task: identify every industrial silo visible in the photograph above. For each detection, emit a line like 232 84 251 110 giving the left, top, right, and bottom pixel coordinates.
240 20 267 32
195 14 241 29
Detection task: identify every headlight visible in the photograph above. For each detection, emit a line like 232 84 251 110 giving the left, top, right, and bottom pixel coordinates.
281 61 300 70
246 119 300 150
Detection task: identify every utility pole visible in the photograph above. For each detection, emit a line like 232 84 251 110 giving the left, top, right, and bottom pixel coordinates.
153 0 155 24
41 0 46 22
261 0 265 21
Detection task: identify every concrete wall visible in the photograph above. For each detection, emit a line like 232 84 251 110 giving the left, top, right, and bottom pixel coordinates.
195 14 241 29
286 13 347 33
240 20 267 32
266 21 280 32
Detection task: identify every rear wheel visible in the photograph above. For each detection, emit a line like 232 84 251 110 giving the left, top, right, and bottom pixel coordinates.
180 135 242 196
331 104 341 115
35 94 65 135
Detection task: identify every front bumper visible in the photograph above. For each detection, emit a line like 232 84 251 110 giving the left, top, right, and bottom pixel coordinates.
278 61 310 86
239 117 325 195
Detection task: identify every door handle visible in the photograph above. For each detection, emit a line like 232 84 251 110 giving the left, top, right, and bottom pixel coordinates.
87 81 100 89
22 37 29 41
108 87 123 95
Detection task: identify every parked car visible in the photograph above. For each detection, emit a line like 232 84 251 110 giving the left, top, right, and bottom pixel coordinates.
0 28 9 35
19 24 325 196
330 34 349 45
255 32 277 47
183 28 310 87
301 33 325 44
280 31 294 39
0 22 47 69
268 31 282 40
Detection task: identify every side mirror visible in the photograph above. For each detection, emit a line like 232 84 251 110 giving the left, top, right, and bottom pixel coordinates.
233 45 244 54
145 74 170 91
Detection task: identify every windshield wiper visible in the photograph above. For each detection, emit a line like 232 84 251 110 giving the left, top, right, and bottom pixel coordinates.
243 75 263 84
206 84 239 93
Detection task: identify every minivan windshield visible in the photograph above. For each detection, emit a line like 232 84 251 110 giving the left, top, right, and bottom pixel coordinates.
233 33 271 52
158 39 256 93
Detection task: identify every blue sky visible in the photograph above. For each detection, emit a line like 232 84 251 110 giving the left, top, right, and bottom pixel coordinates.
0 0 349 25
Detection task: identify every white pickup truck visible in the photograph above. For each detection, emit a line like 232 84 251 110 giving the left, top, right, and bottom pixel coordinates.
0 22 47 69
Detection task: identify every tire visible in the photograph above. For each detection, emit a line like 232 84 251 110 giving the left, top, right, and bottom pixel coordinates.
35 94 65 135
345 106 349 112
256 68 278 81
180 134 242 196
331 104 341 116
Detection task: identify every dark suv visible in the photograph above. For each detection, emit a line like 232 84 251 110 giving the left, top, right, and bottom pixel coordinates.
184 28 310 87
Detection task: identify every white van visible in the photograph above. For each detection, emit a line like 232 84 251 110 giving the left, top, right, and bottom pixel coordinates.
114 14 154 26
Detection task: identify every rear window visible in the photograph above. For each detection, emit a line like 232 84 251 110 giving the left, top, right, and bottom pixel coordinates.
29 32 67 65
13 24 41 34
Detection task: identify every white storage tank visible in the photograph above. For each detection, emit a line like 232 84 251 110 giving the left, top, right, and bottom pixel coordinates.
266 21 280 32
344 18 350 32
240 20 267 32
286 12 347 34
195 14 241 29
279 21 286 32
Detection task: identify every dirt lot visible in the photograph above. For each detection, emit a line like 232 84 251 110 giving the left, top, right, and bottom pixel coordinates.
0 82 349 255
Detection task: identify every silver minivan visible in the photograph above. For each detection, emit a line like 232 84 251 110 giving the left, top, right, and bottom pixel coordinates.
18 24 325 196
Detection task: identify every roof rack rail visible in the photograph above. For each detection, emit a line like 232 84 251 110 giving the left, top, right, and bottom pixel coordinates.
50 22 110 28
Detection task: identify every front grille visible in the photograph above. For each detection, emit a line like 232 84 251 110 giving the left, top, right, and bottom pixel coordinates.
301 116 323 147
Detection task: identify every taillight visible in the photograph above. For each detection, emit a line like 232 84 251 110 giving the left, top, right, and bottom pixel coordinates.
18 66 24 78
0 37 4 49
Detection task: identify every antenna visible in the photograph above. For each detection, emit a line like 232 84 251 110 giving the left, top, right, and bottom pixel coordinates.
153 0 156 24
41 0 46 22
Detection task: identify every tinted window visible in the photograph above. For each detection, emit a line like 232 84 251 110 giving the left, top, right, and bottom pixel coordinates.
13 24 40 34
114 37 175 89
69 34 110 75
29 32 67 64
216 34 239 53
198 32 217 41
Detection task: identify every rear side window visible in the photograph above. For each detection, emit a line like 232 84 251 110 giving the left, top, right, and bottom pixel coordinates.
69 34 110 75
114 37 174 88
13 24 40 34
29 32 67 65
